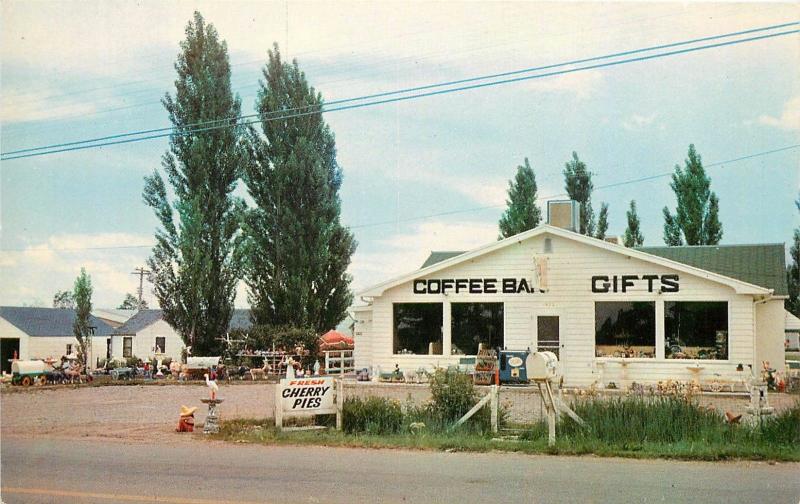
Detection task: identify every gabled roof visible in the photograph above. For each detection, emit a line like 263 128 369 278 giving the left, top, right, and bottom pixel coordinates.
635 244 787 296
114 309 253 335
0 307 115 337
419 241 788 297
359 225 774 298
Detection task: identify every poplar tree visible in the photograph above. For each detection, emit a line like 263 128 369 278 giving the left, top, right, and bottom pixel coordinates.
596 203 609 240
788 194 800 317
498 158 542 239
563 152 596 236
72 268 93 369
623 200 645 247
243 45 356 332
662 144 723 246
142 12 245 355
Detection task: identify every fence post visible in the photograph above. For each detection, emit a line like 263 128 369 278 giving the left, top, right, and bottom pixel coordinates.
336 379 344 430
490 384 499 433
275 382 283 430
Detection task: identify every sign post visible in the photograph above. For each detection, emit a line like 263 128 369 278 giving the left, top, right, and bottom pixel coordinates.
275 376 340 430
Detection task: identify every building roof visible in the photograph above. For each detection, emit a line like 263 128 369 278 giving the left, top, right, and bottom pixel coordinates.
417 240 787 296
114 309 253 335
420 251 467 269
0 307 115 337
360 225 772 298
635 244 787 296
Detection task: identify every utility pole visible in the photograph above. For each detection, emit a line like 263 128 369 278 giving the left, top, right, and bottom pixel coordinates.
131 267 151 309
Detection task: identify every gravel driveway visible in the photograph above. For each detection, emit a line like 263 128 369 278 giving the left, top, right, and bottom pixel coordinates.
1 382 276 441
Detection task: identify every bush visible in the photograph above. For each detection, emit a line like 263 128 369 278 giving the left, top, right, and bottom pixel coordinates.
759 401 800 444
125 356 143 368
427 368 481 423
343 397 404 435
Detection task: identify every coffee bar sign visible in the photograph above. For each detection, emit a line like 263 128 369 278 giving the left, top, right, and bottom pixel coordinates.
413 277 542 295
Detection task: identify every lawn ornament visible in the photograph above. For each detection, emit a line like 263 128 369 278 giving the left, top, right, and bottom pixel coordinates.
169 361 182 379
249 360 270 381
176 405 197 432
64 364 84 384
11 360 48 386
204 373 219 400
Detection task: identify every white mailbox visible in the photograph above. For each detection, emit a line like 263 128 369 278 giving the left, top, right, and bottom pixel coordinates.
527 351 559 381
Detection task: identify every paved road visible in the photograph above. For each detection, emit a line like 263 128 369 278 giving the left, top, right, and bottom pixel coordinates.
2 437 798 504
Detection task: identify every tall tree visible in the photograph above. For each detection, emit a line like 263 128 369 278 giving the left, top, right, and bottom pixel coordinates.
498 158 542 239
563 152 595 236
118 293 148 310
243 45 356 332
595 203 609 240
623 200 645 247
72 268 93 369
53 290 75 309
142 12 245 355
662 144 723 245
787 194 800 317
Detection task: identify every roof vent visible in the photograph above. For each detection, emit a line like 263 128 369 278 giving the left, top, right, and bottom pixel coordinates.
547 200 579 232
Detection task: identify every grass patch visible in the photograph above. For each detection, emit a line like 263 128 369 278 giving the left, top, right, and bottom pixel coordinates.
212 395 800 462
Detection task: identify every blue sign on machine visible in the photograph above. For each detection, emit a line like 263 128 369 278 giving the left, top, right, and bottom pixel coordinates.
498 349 531 384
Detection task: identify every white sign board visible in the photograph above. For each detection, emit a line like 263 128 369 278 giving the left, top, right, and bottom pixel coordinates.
278 377 336 415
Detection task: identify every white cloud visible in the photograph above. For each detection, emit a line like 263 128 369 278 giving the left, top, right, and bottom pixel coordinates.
0 233 154 308
622 112 658 131
758 96 800 131
349 220 497 292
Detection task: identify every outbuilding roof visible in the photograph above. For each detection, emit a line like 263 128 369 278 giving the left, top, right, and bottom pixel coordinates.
114 309 253 335
417 239 787 296
0 307 115 337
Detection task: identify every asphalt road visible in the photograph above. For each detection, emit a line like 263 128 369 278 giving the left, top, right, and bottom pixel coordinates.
2 437 798 504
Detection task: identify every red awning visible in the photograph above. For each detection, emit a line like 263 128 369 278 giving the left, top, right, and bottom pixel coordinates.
319 330 354 350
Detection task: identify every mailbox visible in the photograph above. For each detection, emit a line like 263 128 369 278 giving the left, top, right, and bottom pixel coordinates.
528 351 559 381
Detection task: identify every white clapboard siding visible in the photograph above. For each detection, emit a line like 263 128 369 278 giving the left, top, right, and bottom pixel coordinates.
357 231 774 386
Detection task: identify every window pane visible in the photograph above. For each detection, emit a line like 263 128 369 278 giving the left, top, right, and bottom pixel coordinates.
393 303 443 355
451 303 504 355
123 337 133 358
595 302 655 358
155 337 166 354
665 302 728 360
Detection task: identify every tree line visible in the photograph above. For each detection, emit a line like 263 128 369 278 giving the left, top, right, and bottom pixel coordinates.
498 144 722 247
498 149 800 317
141 13 355 355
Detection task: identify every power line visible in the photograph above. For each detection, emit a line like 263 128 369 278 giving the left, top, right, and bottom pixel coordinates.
2 143 795 250
3 22 797 160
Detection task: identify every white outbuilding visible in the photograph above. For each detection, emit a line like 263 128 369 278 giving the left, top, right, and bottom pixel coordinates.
0 307 116 372
352 224 788 386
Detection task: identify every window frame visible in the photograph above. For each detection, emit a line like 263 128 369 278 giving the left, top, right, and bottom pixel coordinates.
392 302 444 356
123 337 133 358
593 300 657 360
155 337 166 354
663 300 730 361
449 302 505 356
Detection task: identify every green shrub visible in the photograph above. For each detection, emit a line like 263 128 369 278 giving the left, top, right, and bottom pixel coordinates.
427 368 480 423
343 397 404 434
125 356 143 368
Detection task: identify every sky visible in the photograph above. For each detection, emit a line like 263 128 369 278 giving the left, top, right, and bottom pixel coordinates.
1 1 798 309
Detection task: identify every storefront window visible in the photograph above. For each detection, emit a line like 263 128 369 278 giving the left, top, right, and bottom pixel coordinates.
595 302 656 358
451 303 504 355
665 302 728 360
393 303 443 355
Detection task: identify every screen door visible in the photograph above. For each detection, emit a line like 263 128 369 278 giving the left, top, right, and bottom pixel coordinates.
537 316 560 358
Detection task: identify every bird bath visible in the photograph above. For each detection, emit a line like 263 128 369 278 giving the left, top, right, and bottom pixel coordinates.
201 398 224 434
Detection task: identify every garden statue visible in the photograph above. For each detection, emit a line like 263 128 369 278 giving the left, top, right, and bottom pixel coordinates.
176 405 196 432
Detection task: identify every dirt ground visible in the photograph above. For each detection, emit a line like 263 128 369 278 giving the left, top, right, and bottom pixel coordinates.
1 382 276 442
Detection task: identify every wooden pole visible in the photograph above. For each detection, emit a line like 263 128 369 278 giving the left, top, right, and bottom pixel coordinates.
336 379 344 431
490 385 499 434
275 382 283 430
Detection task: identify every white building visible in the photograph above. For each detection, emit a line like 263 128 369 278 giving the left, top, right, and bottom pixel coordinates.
112 309 252 362
352 224 787 386
786 310 800 351
0 307 116 372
